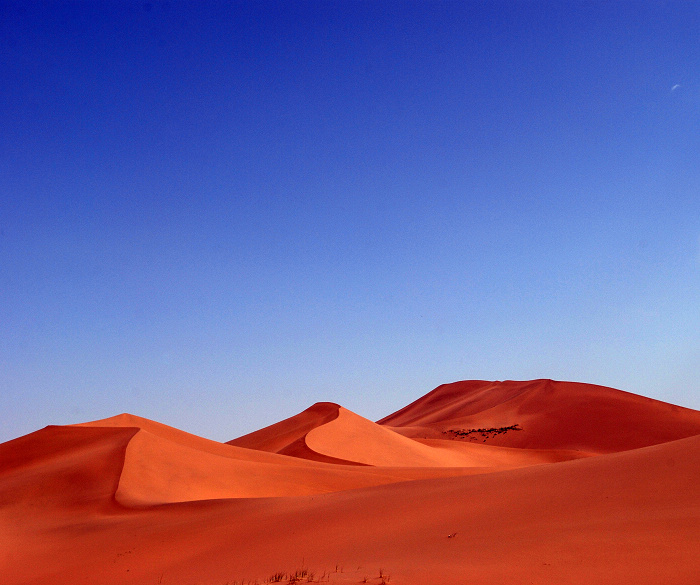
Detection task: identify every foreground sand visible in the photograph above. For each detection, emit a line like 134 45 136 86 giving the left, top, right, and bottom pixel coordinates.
2 379 699 584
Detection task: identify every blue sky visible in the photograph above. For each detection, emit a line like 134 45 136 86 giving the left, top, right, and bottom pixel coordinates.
2 1 699 444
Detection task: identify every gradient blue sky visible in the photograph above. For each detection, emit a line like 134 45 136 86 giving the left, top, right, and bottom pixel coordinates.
2 1 699 444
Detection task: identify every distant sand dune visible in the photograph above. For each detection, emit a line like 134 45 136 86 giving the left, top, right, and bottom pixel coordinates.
379 379 700 452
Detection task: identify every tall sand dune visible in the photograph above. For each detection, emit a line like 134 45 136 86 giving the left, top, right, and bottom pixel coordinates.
379 379 700 453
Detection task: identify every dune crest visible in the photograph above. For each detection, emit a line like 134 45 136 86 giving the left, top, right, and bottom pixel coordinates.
227 402 341 452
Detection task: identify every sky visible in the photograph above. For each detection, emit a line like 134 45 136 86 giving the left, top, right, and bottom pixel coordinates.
1 0 699 444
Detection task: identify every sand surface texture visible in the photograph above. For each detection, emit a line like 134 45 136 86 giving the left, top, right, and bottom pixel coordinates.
2 379 699 584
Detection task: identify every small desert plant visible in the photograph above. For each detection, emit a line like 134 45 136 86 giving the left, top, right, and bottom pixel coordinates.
287 567 310 583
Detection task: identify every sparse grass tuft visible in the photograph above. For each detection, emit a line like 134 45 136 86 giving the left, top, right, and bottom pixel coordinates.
286 567 313 583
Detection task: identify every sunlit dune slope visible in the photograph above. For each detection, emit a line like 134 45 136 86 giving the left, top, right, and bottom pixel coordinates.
69 413 491 504
378 379 700 453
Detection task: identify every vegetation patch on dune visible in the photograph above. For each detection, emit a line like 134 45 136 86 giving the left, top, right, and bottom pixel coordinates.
444 424 522 442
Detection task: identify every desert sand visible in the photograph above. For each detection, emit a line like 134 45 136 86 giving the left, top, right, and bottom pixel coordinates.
2 379 699 584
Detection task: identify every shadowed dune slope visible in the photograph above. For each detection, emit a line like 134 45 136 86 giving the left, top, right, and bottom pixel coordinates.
0 425 136 514
378 379 700 453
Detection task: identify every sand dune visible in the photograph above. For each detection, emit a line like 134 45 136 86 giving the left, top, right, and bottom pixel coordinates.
227 402 341 452
379 379 700 453
228 400 591 468
227 402 373 465
2 379 699 584
304 405 589 467
72 412 498 503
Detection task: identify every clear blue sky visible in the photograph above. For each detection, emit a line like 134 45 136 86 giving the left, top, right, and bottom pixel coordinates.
2 1 699 444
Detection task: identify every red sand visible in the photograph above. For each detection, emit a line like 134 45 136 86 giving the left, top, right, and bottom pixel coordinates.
2 379 699 584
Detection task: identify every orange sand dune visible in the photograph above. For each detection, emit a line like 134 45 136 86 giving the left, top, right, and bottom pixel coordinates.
15 414 503 506
379 379 700 453
228 402 371 464
72 414 498 503
230 401 587 468
304 405 590 467
2 379 699 584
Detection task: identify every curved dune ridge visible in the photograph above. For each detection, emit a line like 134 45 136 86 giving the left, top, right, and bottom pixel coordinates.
71 413 489 504
2 379 700 585
226 402 341 453
226 402 371 465
378 379 700 453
